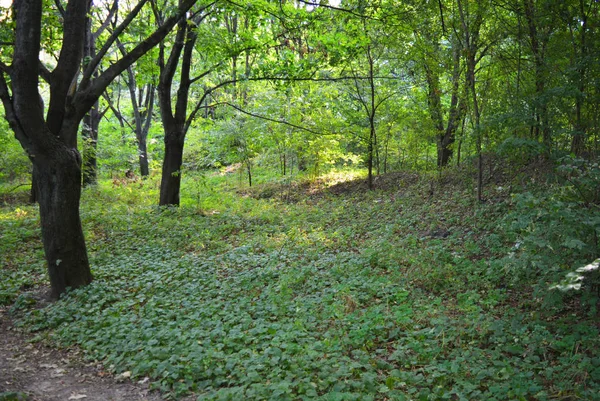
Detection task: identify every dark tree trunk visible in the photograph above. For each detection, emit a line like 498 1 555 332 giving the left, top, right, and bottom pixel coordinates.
81 7 100 187
156 6 198 205
367 129 374 189
159 134 184 206
246 160 252 187
138 136 150 177
29 170 38 204
82 104 100 186
137 85 154 177
35 147 92 298
367 43 376 190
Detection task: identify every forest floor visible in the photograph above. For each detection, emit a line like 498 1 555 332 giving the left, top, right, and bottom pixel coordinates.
1 163 599 401
0 290 186 401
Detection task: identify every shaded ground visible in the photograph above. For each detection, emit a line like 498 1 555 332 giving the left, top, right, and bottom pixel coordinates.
0 305 179 401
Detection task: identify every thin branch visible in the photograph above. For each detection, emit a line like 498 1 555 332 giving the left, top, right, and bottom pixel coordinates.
53 0 65 18
38 61 51 83
93 0 119 40
0 74 31 151
81 0 149 88
75 0 200 119
223 101 332 137
374 92 396 112
5 183 31 192
102 90 135 132
295 0 373 19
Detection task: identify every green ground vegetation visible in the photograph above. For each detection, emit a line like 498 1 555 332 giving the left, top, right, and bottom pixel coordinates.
1 160 599 401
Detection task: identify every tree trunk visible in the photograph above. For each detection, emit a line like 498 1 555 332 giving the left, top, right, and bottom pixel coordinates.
367 129 374 189
570 0 588 156
246 160 252 187
159 134 184 206
82 103 99 186
523 0 551 151
82 8 99 187
35 147 92 299
138 136 149 177
29 170 38 204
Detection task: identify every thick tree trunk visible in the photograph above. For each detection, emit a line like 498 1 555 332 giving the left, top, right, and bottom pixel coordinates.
35 148 92 299
159 135 184 206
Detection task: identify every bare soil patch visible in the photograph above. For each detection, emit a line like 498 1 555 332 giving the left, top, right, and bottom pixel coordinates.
0 307 179 401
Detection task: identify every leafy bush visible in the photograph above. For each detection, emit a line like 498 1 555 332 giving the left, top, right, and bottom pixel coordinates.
502 157 600 305
0 115 30 183
497 137 545 165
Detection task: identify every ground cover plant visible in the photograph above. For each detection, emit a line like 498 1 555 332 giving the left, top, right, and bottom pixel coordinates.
2 164 599 401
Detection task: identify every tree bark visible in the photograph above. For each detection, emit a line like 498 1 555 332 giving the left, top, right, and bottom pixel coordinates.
159 134 184 206
29 170 38 204
35 145 92 298
156 3 202 205
81 8 100 187
82 104 99 186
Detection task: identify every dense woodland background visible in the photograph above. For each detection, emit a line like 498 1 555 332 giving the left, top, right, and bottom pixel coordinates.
1 0 600 400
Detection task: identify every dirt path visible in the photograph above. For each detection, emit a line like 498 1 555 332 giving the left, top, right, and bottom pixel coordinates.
0 307 174 401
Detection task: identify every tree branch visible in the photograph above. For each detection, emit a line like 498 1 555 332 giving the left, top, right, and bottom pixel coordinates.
92 0 119 40
38 61 51 83
53 0 65 17
46 0 90 136
74 0 201 120
81 0 149 89
223 102 333 137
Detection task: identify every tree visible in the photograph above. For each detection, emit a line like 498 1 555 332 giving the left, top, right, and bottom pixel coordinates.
154 0 264 205
0 0 199 298
82 1 118 186
456 0 492 202
413 1 466 168
155 1 212 206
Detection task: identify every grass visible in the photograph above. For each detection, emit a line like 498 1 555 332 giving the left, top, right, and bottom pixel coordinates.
1 166 599 400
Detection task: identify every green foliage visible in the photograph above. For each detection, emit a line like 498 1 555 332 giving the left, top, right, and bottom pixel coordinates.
0 206 45 306
497 137 546 164
0 392 28 401
502 157 600 305
0 107 30 182
3 168 599 400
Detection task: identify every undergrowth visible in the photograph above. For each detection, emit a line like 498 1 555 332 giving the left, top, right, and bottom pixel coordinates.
1 162 599 400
